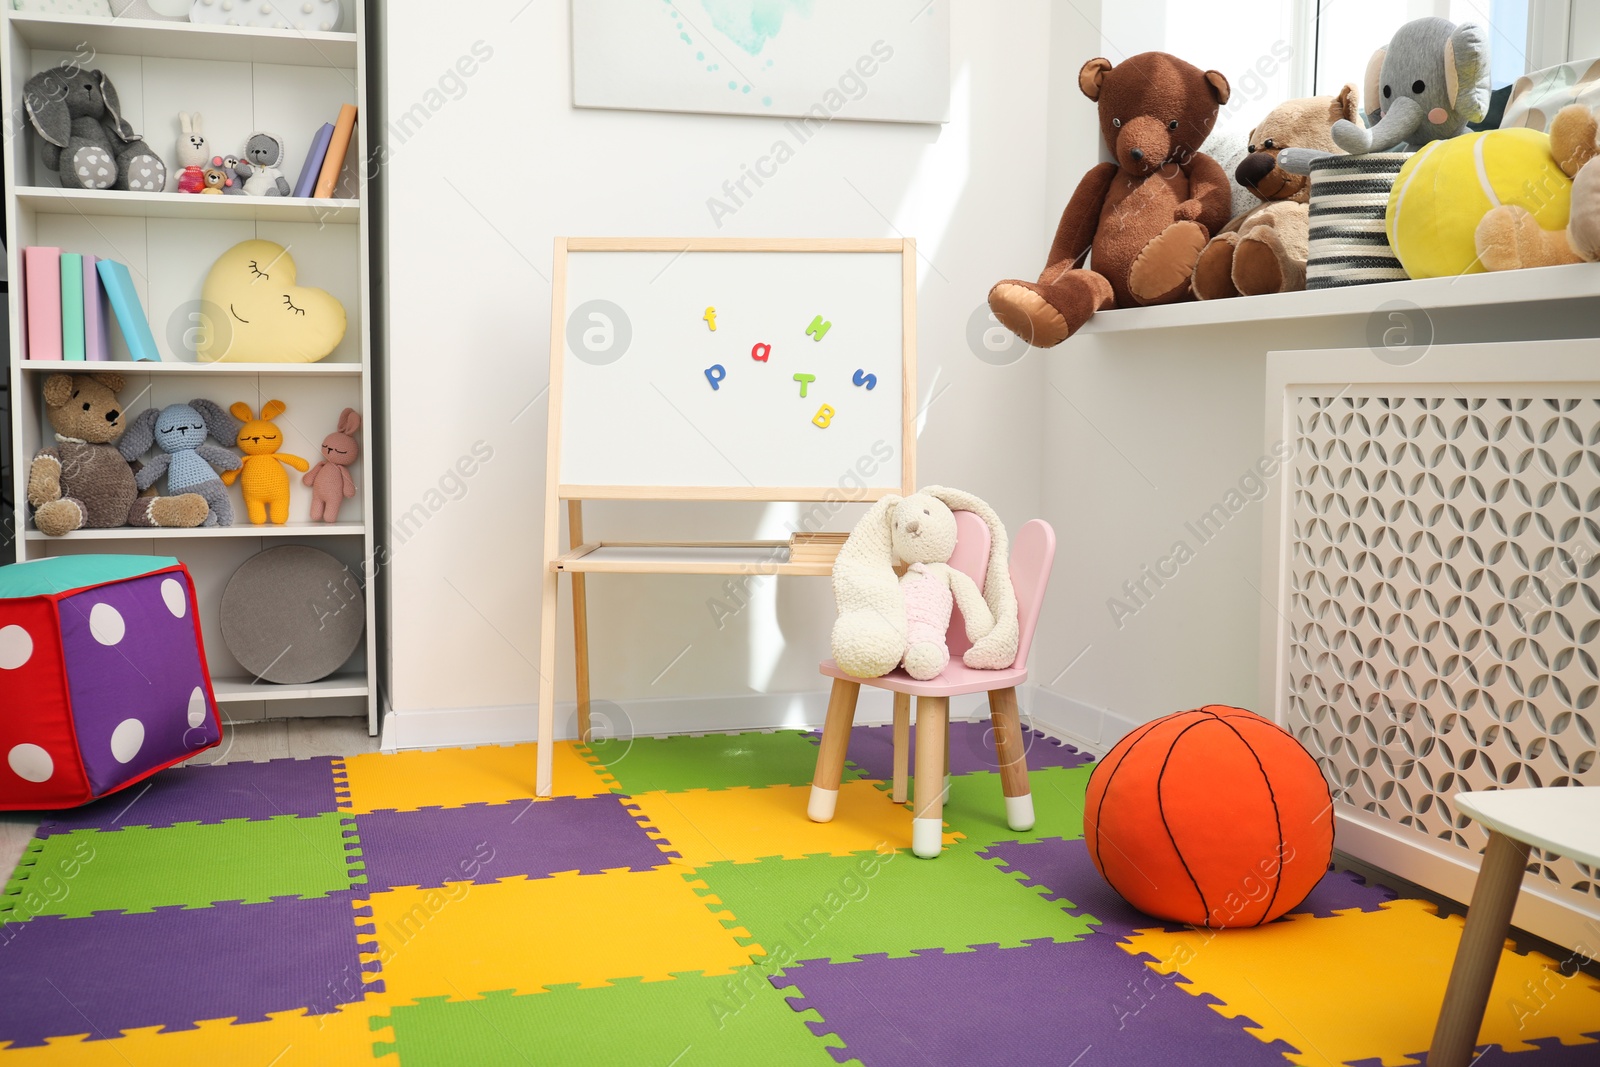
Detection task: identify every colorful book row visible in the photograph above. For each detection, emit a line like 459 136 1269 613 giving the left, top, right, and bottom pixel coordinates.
294 103 359 199
21 247 159 363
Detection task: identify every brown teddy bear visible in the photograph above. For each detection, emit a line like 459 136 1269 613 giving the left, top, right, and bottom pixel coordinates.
26 372 210 536
1191 86 1359 300
1477 103 1600 270
988 52 1233 347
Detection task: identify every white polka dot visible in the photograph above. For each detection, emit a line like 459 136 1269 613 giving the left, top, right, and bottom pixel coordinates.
0 625 32 670
8 744 53 783
110 719 145 764
162 579 188 619
90 603 126 646
187 687 207 728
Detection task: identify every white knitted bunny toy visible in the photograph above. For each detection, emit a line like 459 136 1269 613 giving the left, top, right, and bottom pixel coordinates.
830 486 1020 680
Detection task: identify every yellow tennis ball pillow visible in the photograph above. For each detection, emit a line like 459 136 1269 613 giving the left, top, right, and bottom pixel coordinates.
1387 129 1573 279
198 239 347 363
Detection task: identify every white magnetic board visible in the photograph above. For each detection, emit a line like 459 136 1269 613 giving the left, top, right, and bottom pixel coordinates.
554 241 913 497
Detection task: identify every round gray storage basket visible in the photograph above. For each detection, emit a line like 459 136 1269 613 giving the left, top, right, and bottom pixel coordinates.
1306 152 1412 289
220 546 365 684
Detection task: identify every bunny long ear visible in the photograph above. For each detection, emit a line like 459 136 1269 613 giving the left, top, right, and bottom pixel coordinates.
94 70 137 142
24 69 72 147
118 408 160 462
179 112 192 135
190 398 242 446
833 495 901 598
338 408 361 434
830 494 908 678
924 486 1020 669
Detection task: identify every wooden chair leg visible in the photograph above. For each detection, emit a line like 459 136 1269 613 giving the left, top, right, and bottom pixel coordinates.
912 695 949 858
1428 830 1533 1067
989 687 1034 831
891 691 910 804
808 679 861 822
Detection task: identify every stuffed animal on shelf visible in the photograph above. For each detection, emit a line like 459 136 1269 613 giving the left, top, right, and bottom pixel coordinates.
209 154 246 195
1279 17 1489 176
223 400 309 525
1477 104 1600 269
1192 87 1358 300
235 132 291 196
175 112 208 194
198 239 348 363
303 408 361 523
26 373 209 536
22 66 167 192
831 487 1018 681
987 52 1233 347
201 166 232 194
121 400 243 526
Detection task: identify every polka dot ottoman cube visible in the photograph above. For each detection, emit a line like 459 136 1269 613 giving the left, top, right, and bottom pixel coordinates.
0 555 222 810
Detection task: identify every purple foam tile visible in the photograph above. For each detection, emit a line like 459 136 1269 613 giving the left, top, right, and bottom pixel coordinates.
353 795 673 891
0 892 368 1046
985 837 1401 937
772 938 1297 1066
37 757 340 835
813 720 1094 782
1347 1036 1600 1066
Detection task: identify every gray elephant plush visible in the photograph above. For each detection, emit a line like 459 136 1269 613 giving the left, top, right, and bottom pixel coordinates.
24 66 167 192
1280 17 1489 173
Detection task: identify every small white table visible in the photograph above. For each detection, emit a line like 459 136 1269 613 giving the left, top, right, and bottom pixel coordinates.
1429 787 1600 1066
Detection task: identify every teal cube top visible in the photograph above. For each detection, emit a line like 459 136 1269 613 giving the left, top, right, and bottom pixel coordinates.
0 556 180 600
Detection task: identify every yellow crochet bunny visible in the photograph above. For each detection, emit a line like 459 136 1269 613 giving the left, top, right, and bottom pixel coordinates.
221 400 308 524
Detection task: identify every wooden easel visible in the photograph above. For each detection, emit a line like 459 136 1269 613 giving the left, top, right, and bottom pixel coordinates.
537 237 918 796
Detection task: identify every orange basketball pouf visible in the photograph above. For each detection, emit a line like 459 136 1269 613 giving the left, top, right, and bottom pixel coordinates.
1083 705 1333 928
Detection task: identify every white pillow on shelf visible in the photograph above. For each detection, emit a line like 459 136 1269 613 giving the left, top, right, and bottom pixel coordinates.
189 0 342 31
106 0 188 19
11 0 115 15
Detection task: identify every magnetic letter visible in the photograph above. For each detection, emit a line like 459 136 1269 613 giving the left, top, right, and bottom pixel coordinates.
705 364 727 390
751 342 771 362
812 404 835 428
805 315 832 341
852 369 877 390
703 307 718 331
793 373 815 397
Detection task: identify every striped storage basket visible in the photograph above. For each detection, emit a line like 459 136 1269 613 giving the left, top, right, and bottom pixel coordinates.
1305 152 1412 289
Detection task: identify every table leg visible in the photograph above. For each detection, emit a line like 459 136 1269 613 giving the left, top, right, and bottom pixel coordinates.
1427 830 1533 1067
912 696 948 859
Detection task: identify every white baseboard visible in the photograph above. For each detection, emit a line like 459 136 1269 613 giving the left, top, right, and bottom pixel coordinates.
1026 688 1141 756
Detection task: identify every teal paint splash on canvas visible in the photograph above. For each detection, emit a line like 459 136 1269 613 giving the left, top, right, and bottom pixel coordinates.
698 0 813 55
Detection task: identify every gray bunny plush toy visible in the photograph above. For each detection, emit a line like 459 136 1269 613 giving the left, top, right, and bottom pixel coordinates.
24 66 167 192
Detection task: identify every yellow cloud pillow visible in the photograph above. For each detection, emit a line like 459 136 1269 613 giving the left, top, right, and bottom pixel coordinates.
197 239 347 363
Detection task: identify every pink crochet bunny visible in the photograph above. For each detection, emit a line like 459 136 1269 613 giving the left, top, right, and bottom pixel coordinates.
303 407 360 523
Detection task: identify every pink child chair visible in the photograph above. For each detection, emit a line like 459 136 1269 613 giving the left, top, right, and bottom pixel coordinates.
808 514 1057 858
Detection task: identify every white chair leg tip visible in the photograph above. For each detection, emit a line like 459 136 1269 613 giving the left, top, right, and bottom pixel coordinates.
912 817 943 859
807 785 839 823
1005 794 1035 832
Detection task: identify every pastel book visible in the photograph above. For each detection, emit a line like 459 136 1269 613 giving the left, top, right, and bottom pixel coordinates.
96 259 161 362
294 122 336 198
82 254 110 362
23 246 62 361
60 253 85 362
314 104 358 198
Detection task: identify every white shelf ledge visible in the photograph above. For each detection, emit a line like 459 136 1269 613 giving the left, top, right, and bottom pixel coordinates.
7 12 357 67
20 360 362 375
1078 261 1600 335
212 673 368 703
16 188 359 224
26 521 366 541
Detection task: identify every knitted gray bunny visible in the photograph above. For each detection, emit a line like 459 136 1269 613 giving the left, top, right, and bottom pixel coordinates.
24 66 167 192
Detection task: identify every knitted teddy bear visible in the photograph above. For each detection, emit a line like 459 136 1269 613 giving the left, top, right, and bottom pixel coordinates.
1477 103 1600 269
987 52 1233 347
831 487 1018 681
120 400 243 526
303 408 361 523
1191 87 1358 299
26 373 209 536
235 132 291 196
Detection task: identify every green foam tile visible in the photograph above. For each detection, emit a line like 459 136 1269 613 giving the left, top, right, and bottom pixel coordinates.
690 848 1096 970
584 731 863 794
371 976 846 1066
0 814 361 919
937 764 1094 854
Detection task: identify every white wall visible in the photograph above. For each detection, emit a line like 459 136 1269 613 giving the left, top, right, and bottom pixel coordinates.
379 1 1065 741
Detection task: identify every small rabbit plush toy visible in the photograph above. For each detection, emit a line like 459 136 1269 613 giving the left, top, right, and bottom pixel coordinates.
222 400 309 524
303 407 360 523
121 400 243 526
175 112 207 194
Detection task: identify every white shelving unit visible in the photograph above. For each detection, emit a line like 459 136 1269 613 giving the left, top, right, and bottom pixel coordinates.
2 8 378 731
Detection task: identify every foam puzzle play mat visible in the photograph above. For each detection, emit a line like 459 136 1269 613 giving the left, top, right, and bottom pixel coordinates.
1 724 1596 1066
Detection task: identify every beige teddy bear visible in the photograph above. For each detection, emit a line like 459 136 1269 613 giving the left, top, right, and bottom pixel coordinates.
1477 103 1600 269
1192 86 1359 299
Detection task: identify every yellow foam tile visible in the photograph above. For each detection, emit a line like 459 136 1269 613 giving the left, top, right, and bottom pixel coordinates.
0 1001 390 1066
359 868 760 1002
1124 899 1600 1067
337 742 610 813
626 780 959 866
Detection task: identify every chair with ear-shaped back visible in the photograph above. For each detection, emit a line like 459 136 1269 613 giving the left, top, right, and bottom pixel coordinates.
809 514 1057 858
